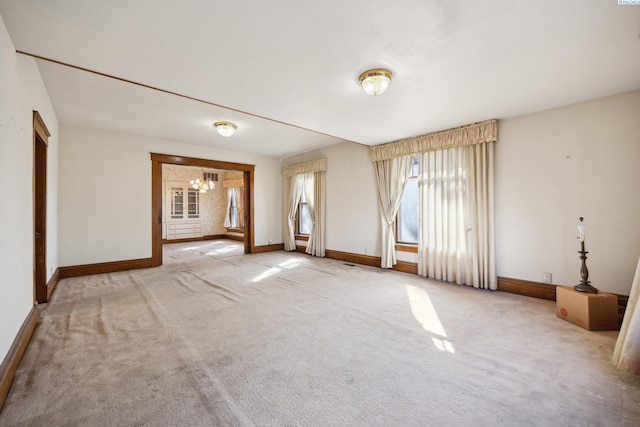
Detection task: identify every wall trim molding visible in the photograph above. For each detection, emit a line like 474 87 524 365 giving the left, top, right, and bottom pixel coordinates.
59 258 154 279
497 276 557 301
393 261 418 275
325 249 380 267
0 305 39 411
46 268 60 301
224 234 245 242
255 243 284 253
161 234 225 245
395 244 418 253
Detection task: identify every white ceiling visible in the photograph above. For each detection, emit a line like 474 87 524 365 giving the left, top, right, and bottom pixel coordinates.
1 0 639 158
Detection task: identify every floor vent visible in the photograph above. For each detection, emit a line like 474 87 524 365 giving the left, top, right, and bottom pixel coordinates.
343 263 356 267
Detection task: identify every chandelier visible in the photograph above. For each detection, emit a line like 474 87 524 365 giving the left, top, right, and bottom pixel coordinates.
189 177 215 193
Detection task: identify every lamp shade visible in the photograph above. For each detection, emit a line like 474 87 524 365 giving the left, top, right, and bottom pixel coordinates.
214 121 237 137
359 69 392 96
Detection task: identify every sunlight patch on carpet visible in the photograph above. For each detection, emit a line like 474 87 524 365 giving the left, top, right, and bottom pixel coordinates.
278 258 303 269
406 284 455 353
253 266 282 282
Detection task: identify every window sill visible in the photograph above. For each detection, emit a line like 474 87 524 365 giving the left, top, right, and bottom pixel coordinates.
295 235 309 241
395 244 418 253
226 228 244 233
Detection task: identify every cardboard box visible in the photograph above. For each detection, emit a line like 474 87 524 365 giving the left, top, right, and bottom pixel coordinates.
556 286 619 331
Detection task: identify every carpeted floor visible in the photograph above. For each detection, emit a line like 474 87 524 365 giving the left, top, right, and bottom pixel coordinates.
1 240 639 426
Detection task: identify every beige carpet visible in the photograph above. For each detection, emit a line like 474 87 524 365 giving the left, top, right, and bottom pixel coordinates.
1 240 639 426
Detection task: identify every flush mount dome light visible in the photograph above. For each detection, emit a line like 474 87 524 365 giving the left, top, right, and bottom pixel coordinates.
214 121 237 137
359 68 392 96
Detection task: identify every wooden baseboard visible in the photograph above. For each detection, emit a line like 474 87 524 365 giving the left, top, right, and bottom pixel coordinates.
325 249 380 267
161 234 225 244
46 268 60 301
497 276 557 301
254 243 284 253
0 305 39 411
393 261 418 275
59 258 154 279
224 234 245 242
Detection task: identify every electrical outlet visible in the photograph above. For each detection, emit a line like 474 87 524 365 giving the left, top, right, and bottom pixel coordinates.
268 238 273 244
543 272 552 283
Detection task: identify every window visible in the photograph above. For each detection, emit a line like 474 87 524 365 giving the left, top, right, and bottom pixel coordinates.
396 156 419 244
228 188 240 229
203 172 219 183
297 184 312 235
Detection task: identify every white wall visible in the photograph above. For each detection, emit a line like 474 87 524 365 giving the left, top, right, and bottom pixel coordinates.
282 142 380 256
0 17 59 359
58 125 282 266
496 90 640 295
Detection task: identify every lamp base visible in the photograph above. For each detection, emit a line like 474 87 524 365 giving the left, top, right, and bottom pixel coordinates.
574 283 598 294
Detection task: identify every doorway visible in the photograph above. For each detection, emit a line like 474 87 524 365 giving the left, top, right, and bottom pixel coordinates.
150 153 255 267
33 112 49 303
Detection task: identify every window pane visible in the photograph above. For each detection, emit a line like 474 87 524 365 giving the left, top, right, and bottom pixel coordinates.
411 155 419 177
230 206 239 228
298 203 312 235
397 178 418 243
229 189 239 228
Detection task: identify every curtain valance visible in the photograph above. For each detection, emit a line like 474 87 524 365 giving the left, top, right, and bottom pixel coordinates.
370 119 498 162
282 158 328 177
222 179 244 188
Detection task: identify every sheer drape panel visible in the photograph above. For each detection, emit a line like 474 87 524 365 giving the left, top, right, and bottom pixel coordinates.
284 175 304 251
303 173 316 254
222 179 245 229
224 188 234 228
418 148 468 283
237 187 245 228
612 256 640 374
305 171 326 257
418 142 496 289
374 156 413 268
466 142 496 288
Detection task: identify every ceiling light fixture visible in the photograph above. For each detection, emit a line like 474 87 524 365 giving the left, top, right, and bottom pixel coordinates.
359 69 393 96
189 177 215 193
214 121 237 137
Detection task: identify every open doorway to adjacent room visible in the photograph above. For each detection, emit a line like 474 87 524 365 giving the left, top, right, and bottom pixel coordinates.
150 154 255 267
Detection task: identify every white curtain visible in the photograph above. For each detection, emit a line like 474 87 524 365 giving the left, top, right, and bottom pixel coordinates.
373 155 413 268
304 171 326 257
284 174 304 251
417 142 496 289
223 188 234 228
612 255 640 374
236 186 245 228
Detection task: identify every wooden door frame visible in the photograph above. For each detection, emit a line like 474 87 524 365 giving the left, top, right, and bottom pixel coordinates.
150 153 255 267
33 112 50 303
